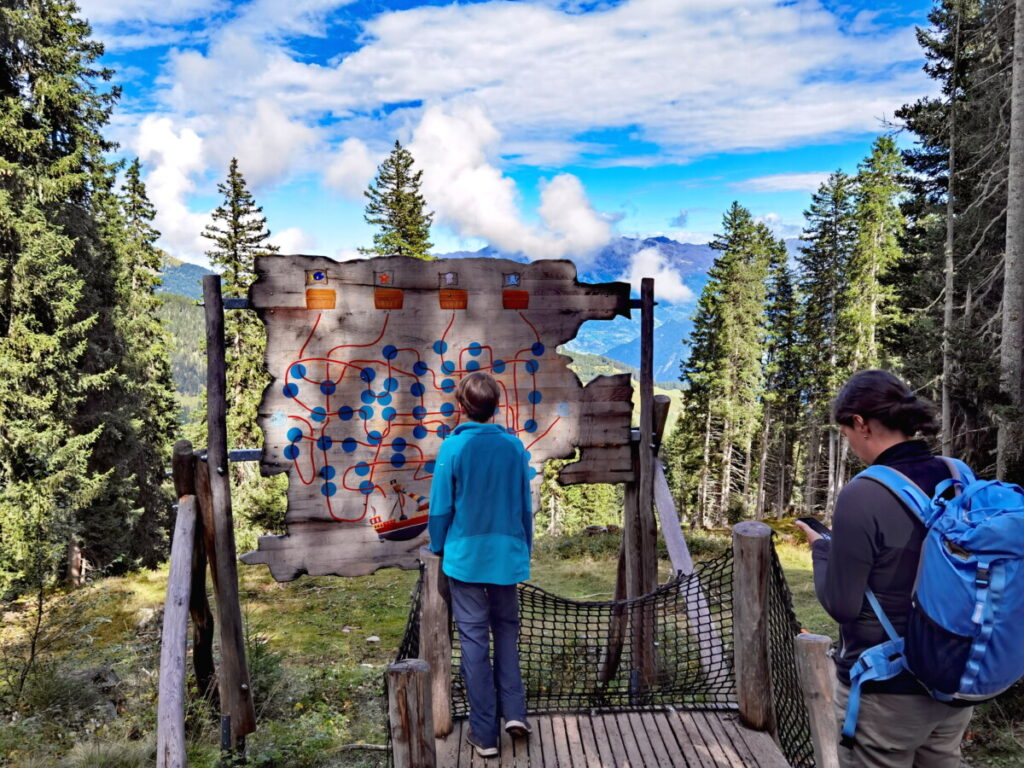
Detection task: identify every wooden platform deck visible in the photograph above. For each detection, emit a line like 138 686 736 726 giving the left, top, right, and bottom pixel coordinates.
435 709 791 767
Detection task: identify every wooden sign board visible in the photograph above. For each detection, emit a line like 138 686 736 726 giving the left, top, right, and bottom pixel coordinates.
240 255 634 581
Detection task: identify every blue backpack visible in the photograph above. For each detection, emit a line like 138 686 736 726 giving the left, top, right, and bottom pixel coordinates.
842 458 1024 746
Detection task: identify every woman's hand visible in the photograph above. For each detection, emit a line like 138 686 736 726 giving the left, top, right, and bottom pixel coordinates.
794 520 823 546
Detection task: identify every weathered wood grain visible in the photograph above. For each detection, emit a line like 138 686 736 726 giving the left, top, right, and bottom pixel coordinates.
387 659 437 768
795 633 840 768
419 548 452 738
731 521 775 734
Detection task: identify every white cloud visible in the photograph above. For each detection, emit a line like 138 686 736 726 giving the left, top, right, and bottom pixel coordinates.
334 248 365 261
621 247 695 304
324 138 378 200
270 227 318 254
409 105 611 261
134 116 211 263
755 213 804 239
734 172 832 193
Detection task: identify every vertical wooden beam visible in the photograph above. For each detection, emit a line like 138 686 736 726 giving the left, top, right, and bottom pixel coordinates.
418 547 452 737
638 277 657 594
388 659 437 768
795 633 840 768
203 275 256 747
732 521 775 732
652 393 671 450
156 495 196 768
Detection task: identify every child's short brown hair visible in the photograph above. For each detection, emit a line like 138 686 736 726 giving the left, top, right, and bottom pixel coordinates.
455 372 500 422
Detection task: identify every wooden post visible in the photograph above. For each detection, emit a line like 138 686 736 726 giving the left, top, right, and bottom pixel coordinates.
203 275 256 747
156 495 197 768
652 393 671 450
387 659 437 768
418 547 452 737
637 278 657 594
732 521 775 732
172 441 216 704
795 634 839 768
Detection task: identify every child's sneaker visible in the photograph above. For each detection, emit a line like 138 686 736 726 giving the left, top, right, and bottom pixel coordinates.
504 720 532 739
467 731 499 758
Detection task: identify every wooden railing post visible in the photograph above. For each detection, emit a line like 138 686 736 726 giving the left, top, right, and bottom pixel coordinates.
418 547 452 737
156 492 197 768
203 275 256 749
388 659 437 768
795 633 840 768
732 521 775 732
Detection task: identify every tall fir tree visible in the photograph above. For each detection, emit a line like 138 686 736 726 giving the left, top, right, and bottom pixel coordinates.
201 158 286 531
362 140 434 259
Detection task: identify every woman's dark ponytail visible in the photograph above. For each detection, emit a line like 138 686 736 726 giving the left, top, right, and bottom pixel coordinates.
832 369 939 437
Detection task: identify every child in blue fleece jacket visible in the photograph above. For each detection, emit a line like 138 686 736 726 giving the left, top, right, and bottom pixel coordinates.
428 371 533 758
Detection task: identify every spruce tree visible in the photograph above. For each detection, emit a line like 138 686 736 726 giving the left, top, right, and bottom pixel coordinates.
201 159 285 532
362 140 434 259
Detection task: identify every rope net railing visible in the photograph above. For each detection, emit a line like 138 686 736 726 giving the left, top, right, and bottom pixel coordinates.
390 541 816 767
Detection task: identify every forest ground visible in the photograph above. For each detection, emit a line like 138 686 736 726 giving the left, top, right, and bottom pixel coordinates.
0 528 1020 767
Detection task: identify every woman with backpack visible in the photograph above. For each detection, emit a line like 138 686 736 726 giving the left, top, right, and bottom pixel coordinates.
795 369 974 768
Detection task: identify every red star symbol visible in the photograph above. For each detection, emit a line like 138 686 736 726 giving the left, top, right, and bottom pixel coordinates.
379 273 390 284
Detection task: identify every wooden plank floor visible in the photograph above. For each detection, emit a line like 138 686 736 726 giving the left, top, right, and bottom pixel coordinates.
435 710 791 767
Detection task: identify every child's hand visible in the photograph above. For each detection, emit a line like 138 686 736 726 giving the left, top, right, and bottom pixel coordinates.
794 520 823 546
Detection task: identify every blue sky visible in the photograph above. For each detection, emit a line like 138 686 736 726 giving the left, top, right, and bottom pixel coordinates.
84 0 936 287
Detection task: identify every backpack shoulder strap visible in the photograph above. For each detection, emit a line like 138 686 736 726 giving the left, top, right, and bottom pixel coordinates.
854 465 932 525
940 456 976 485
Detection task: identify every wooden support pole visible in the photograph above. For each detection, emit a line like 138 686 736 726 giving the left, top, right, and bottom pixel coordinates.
795 634 840 768
387 659 437 768
418 547 452 737
652 393 671 450
203 275 256 747
156 495 197 768
172 440 216 704
732 521 775 733
637 278 657 595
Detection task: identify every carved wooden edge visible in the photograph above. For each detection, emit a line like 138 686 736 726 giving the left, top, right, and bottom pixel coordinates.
557 373 634 485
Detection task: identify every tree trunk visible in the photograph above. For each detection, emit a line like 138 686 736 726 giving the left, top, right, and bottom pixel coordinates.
998 0 1024 483
776 425 788 519
805 421 820 516
941 9 962 456
742 436 753 512
698 407 712 529
755 409 771 520
824 430 837 519
720 418 734 523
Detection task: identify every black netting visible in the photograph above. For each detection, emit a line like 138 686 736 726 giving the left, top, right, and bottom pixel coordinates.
768 544 816 768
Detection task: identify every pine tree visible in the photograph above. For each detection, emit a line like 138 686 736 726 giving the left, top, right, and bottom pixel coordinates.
362 140 434 259
201 159 286 531
0 0 115 592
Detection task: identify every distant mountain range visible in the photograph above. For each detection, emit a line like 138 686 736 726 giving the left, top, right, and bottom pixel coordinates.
157 236 799 386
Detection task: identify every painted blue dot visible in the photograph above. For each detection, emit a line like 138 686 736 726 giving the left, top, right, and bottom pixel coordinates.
316 435 333 451
532 342 545 356
338 405 354 421
492 360 506 374
413 425 428 439
359 406 374 420
528 466 538 479
319 466 336 480
283 445 299 460
354 462 370 477
525 360 539 374
440 402 455 417
320 380 336 395
286 427 303 443
413 405 427 420
437 425 451 438
384 377 399 392
382 344 398 360
433 340 448 354
321 482 337 497
410 382 425 397
391 453 406 468
342 437 357 453
468 342 482 357
283 383 298 398
528 390 542 404
360 367 376 383
290 364 307 379
413 361 428 376
441 361 455 374
382 407 397 422
424 460 436 473
392 437 407 452
368 430 382 445
311 407 327 423
359 480 374 495
524 419 538 433
441 379 455 393
378 393 393 406
361 389 376 404
466 360 480 372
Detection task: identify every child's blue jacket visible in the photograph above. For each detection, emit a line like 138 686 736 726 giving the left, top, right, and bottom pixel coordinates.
427 421 533 585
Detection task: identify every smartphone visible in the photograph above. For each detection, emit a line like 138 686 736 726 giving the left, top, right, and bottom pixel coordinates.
796 517 832 540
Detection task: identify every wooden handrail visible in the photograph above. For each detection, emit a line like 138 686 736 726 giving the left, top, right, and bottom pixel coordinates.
732 521 776 734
